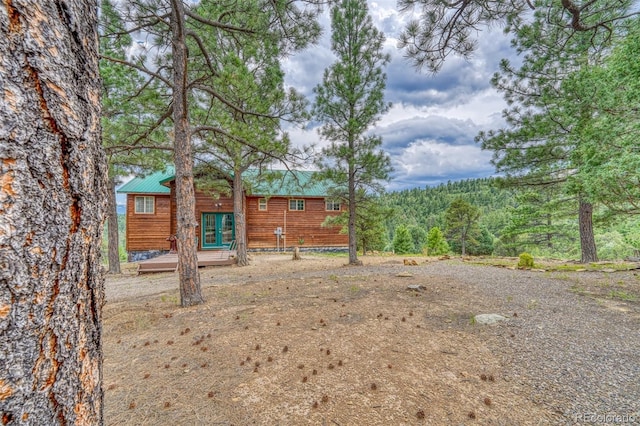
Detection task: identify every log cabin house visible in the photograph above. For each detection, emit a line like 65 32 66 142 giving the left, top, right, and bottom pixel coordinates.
117 167 348 261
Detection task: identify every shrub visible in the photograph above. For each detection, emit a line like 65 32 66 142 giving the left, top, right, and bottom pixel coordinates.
466 227 495 256
393 225 414 254
518 252 534 268
408 225 427 254
426 227 449 255
595 231 636 260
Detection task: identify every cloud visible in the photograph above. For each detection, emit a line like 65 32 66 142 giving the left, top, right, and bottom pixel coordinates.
282 1 518 190
376 114 479 152
388 140 495 191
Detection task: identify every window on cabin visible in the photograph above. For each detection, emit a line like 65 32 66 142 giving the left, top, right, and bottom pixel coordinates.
325 200 341 211
258 198 267 211
134 196 155 214
289 199 305 211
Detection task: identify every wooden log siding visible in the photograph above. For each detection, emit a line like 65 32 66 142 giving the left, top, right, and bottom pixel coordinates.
125 194 172 251
246 196 348 249
169 182 235 249
124 181 348 252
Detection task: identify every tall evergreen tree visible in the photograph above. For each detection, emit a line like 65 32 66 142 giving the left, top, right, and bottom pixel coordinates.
99 0 171 274
478 1 635 262
572 20 640 214
1 1 105 421
500 187 577 254
445 198 480 256
189 0 311 266
312 0 392 265
102 0 321 304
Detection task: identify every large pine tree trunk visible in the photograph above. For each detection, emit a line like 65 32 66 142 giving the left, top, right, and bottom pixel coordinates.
348 157 360 265
171 0 203 306
0 1 105 423
578 198 598 263
107 176 121 274
233 170 248 266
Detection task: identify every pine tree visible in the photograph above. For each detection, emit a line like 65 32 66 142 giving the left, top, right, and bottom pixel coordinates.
477 2 635 262
393 225 414 255
313 0 392 265
189 0 312 266
102 0 321 304
445 198 480 256
99 0 171 274
1 1 105 421
427 227 449 256
573 20 640 214
322 192 391 255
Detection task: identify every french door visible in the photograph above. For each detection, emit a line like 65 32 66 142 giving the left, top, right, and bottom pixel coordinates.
201 213 235 249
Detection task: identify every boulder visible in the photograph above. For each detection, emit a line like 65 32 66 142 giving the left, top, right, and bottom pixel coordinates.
474 314 508 325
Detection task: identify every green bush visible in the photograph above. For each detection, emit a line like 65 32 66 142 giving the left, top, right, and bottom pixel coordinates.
426 227 449 255
595 231 636 260
392 224 414 254
408 225 427 253
518 252 534 268
466 226 495 256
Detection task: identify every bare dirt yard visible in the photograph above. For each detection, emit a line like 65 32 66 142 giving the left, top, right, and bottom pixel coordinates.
103 254 640 425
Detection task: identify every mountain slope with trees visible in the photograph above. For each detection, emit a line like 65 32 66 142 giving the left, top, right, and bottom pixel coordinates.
381 177 640 260
382 178 515 240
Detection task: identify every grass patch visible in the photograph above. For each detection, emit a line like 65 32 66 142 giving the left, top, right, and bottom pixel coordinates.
160 295 179 305
469 256 639 272
608 290 638 302
570 284 587 296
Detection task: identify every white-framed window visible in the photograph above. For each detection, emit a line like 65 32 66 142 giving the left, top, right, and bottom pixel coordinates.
325 200 341 211
258 198 268 211
134 196 155 214
289 199 305 211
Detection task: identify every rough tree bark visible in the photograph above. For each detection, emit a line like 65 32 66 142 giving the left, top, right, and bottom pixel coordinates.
107 176 121 274
170 0 203 306
578 198 598 263
347 144 360 265
0 1 106 424
233 170 248 266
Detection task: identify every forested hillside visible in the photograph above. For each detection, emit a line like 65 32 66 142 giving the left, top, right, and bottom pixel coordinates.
380 178 640 260
382 178 515 240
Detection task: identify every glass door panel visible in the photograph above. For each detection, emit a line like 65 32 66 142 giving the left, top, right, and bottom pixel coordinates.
221 214 234 245
201 213 235 248
203 214 217 247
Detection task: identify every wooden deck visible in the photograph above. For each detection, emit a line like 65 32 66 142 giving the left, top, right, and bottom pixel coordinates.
137 250 237 274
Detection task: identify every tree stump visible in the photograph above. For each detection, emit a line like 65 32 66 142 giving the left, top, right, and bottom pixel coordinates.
292 246 302 260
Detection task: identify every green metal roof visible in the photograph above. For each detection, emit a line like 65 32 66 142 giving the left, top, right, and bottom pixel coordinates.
247 169 334 197
117 167 174 194
117 167 336 197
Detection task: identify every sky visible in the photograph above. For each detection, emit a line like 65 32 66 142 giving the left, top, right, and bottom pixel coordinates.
281 0 519 191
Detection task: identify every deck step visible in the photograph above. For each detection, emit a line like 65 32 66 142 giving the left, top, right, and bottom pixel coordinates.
136 251 237 274
138 267 177 273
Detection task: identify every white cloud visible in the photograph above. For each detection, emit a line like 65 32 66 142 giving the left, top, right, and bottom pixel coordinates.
282 0 517 190
388 140 495 191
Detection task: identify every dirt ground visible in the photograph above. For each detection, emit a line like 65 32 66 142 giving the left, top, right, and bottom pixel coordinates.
102 253 640 425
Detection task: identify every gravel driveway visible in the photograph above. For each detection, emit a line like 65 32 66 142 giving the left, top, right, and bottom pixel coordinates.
105 255 640 424
419 262 640 425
